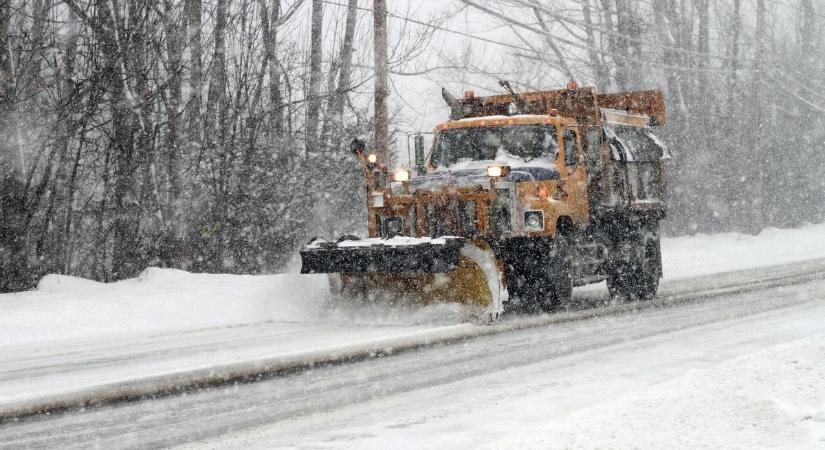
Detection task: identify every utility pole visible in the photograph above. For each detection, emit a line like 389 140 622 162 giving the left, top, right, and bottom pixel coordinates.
373 0 389 163
307 0 323 153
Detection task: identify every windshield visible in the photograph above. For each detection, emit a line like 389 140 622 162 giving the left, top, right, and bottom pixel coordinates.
432 124 558 168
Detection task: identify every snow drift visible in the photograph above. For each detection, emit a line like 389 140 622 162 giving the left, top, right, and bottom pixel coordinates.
2 223 825 348
487 333 825 449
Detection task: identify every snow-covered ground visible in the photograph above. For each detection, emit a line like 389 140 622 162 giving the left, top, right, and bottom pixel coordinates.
661 223 825 279
2 223 825 348
487 333 825 450
0 224 824 448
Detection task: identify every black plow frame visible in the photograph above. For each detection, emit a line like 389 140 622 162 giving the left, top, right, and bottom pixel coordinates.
300 237 466 274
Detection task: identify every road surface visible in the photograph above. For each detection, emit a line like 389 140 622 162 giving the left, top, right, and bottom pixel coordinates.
0 260 823 448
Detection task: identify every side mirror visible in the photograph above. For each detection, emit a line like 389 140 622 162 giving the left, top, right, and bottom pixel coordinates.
414 134 425 175
350 138 366 155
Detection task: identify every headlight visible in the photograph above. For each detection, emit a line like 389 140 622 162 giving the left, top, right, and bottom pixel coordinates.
507 102 519 115
487 165 511 178
524 211 544 231
392 169 410 182
367 154 378 164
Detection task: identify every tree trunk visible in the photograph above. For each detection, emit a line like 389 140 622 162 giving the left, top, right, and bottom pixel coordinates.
185 0 203 151
95 0 140 280
164 0 183 203
727 0 741 112
613 0 632 90
695 0 709 103
320 0 357 151
581 0 607 90
750 0 766 233
259 0 284 142
0 0 13 177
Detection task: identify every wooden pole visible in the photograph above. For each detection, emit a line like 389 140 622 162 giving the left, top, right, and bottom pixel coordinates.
373 0 389 163
307 0 323 153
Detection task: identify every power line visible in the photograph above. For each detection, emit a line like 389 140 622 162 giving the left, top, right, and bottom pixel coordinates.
457 0 756 74
326 0 825 105
325 0 754 74
320 0 533 53
505 0 743 64
322 0 825 114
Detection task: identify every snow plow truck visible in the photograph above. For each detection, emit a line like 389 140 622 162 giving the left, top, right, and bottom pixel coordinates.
300 82 669 321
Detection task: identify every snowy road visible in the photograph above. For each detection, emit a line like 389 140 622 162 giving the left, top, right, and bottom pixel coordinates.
1 260 824 448
0 258 823 420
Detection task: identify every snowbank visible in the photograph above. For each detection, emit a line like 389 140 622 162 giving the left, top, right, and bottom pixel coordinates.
662 223 825 280
1 223 825 347
486 333 825 449
0 268 330 347
0 267 478 348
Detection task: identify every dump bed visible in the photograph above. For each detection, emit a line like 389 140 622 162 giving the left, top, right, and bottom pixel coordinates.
452 86 666 127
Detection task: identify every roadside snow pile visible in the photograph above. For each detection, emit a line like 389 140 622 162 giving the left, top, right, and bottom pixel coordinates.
0 268 331 347
36 274 105 293
487 333 825 450
663 222 825 279
2 222 825 347
0 267 476 348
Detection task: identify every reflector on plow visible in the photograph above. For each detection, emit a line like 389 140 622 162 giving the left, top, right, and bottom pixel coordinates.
300 236 506 322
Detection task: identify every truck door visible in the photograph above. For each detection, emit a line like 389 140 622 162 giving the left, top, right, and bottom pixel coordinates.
562 126 589 225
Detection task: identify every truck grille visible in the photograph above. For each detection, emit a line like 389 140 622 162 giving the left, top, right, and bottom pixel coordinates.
423 200 479 237
458 200 478 236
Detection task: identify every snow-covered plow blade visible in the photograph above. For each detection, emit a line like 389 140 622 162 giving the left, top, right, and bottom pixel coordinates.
300 236 505 320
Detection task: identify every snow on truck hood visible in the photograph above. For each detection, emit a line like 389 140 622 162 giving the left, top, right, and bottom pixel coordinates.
411 149 559 191
410 167 559 190
410 162 559 191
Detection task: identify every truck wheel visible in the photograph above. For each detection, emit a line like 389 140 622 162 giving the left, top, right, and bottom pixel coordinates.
606 273 624 300
503 267 535 313
607 234 660 301
507 277 551 313
540 233 573 312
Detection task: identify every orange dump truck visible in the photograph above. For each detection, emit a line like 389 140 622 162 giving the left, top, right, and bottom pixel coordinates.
301 83 669 320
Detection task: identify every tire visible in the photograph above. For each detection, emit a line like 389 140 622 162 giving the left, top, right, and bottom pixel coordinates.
504 233 574 314
504 269 541 314
539 233 573 312
605 271 623 299
607 227 660 302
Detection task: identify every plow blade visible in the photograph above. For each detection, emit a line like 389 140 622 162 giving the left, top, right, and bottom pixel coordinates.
300 237 466 274
300 237 505 319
